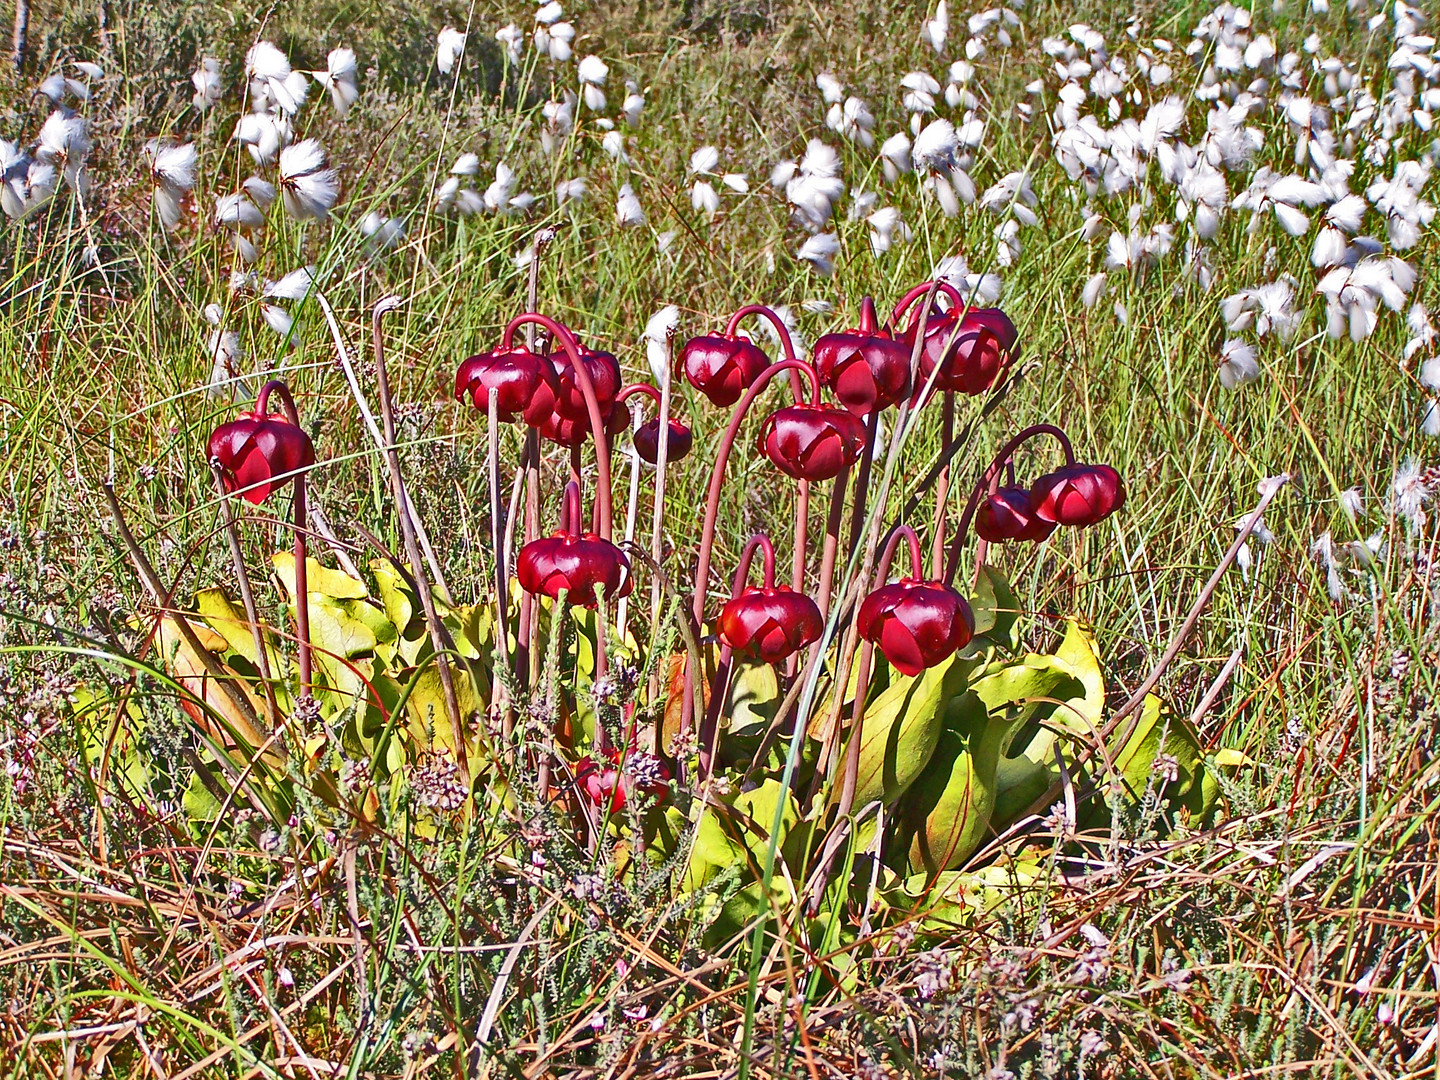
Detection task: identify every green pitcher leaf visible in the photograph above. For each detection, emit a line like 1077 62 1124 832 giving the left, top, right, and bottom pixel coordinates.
194 587 277 667
272 552 368 601
400 662 480 755
840 651 976 811
968 564 1021 651
902 692 1007 875
895 859 1044 931
369 559 417 635
1106 693 1218 824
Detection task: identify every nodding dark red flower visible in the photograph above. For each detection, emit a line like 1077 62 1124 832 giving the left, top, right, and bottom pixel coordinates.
549 345 623 423
454 346 560 427
759 404 867 481
633 418 693 464
908 306 1019 397
976 486 1058 543
1029 464 1125 528
517 532 632 607
717 586 823 663
575 748 671 813
813 297 912 416
857 579 974 677
680 334 770 407
540 400 630 448
209 412 315 505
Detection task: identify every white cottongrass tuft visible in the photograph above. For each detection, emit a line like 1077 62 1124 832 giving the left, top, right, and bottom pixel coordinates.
361 211 406 254
688 145 720 175
1081 272 1108 309
911 119 958 172
615 184 645 226
691 179 719 215
643 306 681 386
1218 339 1260 389
264 265 318 301
145 140 198 231
496 24 525 64
436 27 467 74
313 47 359 116
924 0 949 54
796 232 841 276
192 58 223 111
879 133 912 182
278 139 341 221
577 55 608 109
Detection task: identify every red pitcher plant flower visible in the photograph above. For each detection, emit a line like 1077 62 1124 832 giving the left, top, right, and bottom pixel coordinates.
858 526 974 677
813 296 912 416
208 388 316 505
454 344 560 427
716 533 822 664
975 486 1057 543
517 480 632 607
209 378 315 694
893 281 1020 398
1029 463 1126 527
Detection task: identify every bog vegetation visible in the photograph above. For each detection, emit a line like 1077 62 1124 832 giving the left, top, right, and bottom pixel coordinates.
1 0 1438 1075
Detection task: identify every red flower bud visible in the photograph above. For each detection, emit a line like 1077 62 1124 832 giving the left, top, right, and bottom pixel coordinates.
909 306 1019 397
759 404 867 481
857 579 974 677
1029 464 1125 527
813 329 912 417
633 418 693 464
975 486 1058 543
549 345 623 423
575 748 671 812
455 346 560 427
717 586 823 664
681 334 770 407
517 532 632 607
209 411 316 505
540 400 630 448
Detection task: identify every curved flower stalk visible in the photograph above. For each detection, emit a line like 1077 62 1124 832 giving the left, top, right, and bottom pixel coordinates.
500 312 617 538
725 304 813 596
210 378 314 697
682 354 821 761
942 423 1125 586
700 532 822 772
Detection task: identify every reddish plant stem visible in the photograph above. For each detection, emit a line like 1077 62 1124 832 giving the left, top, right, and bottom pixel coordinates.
569 442 583 495
814 465 850 622
726 304 812 599
697 533 776 773
513 429 539 688
835 525 920 820
791 482 810 593
846 410 882 560
488 393 511 709
682 358 820 759
256 379 312 697
943 423 1076 588
501 313 615 539
617 382 662 407
558 480 582 535
887 280 966 332
648 371 674 651
930 392 955 579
